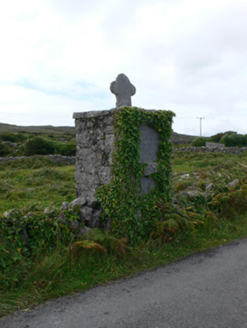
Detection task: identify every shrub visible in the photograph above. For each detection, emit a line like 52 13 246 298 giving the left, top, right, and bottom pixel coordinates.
192 137 207 147
53 140 76 156
24 137 55 156
209 132 225 143
0 142 11 156
0 133 27 142
209 131 236 143
24 137 76 156
220 133 247 147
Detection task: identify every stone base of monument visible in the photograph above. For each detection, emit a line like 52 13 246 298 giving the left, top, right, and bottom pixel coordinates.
73 107 173 229
73 109 114 228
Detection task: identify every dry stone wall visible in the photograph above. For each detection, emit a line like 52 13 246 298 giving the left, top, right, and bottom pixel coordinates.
173 147 247 154
205 142 225 148
0 155 75 164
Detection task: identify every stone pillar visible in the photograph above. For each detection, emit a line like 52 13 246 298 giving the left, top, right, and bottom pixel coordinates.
73 109 115 227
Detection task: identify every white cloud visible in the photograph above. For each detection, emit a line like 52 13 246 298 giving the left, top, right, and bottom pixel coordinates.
0 0 246 136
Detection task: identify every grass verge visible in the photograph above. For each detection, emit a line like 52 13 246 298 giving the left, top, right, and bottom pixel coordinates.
1 213 247 318
1 152 247 318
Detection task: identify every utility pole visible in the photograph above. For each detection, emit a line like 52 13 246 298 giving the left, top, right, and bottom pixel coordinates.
197 117 205 137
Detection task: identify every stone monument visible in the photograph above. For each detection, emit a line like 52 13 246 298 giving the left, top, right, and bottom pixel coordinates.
73 74 174 228
110 73 136 107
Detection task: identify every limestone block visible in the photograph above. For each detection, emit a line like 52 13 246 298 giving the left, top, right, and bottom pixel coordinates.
105 134 115 153
89 210 101 228
71 197 86 208
79 226 91 236
86 195 98 208
98 167 111 184
75 121 86 134
80 206 93 221
74 110 115 203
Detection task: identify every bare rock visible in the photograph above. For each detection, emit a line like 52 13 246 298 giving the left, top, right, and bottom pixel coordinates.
79 226 91 236
228 179 239 190
89 210 102 228
71 197 86 209
80 206 93 221
61 202 70 211
87 195 99 208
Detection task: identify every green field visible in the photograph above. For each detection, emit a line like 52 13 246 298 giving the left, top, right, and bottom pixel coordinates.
1 151 247 215
1 151 247 318
0 157 76 214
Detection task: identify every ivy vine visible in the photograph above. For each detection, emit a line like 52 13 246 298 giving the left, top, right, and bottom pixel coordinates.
96 107 175 242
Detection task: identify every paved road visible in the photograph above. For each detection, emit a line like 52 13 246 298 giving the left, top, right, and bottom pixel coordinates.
1 239 247 328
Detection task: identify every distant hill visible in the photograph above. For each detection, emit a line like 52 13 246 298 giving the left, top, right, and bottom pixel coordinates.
0 123 75 135
170 131 197 144
0 122 197 144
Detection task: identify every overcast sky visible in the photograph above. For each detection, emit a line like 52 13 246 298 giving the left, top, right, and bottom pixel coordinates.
0 0 246 136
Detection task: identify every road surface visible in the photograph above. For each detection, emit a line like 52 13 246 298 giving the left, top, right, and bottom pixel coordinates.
1 238 247 328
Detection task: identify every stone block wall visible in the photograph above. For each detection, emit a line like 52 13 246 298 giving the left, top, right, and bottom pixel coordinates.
73 110 115 214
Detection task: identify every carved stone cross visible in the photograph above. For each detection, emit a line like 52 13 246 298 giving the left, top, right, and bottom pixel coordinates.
110 73 136 108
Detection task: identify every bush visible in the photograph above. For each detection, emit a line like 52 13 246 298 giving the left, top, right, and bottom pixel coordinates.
53 140 76 156
220 133 247 147
192 137 207 147
209 131 236 143
24 137 76 157
24 137 55 156
209 133 225 143
0 142 11 156
0 133 27 143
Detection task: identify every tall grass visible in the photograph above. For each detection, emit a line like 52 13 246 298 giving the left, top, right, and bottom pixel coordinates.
0 157 76 214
